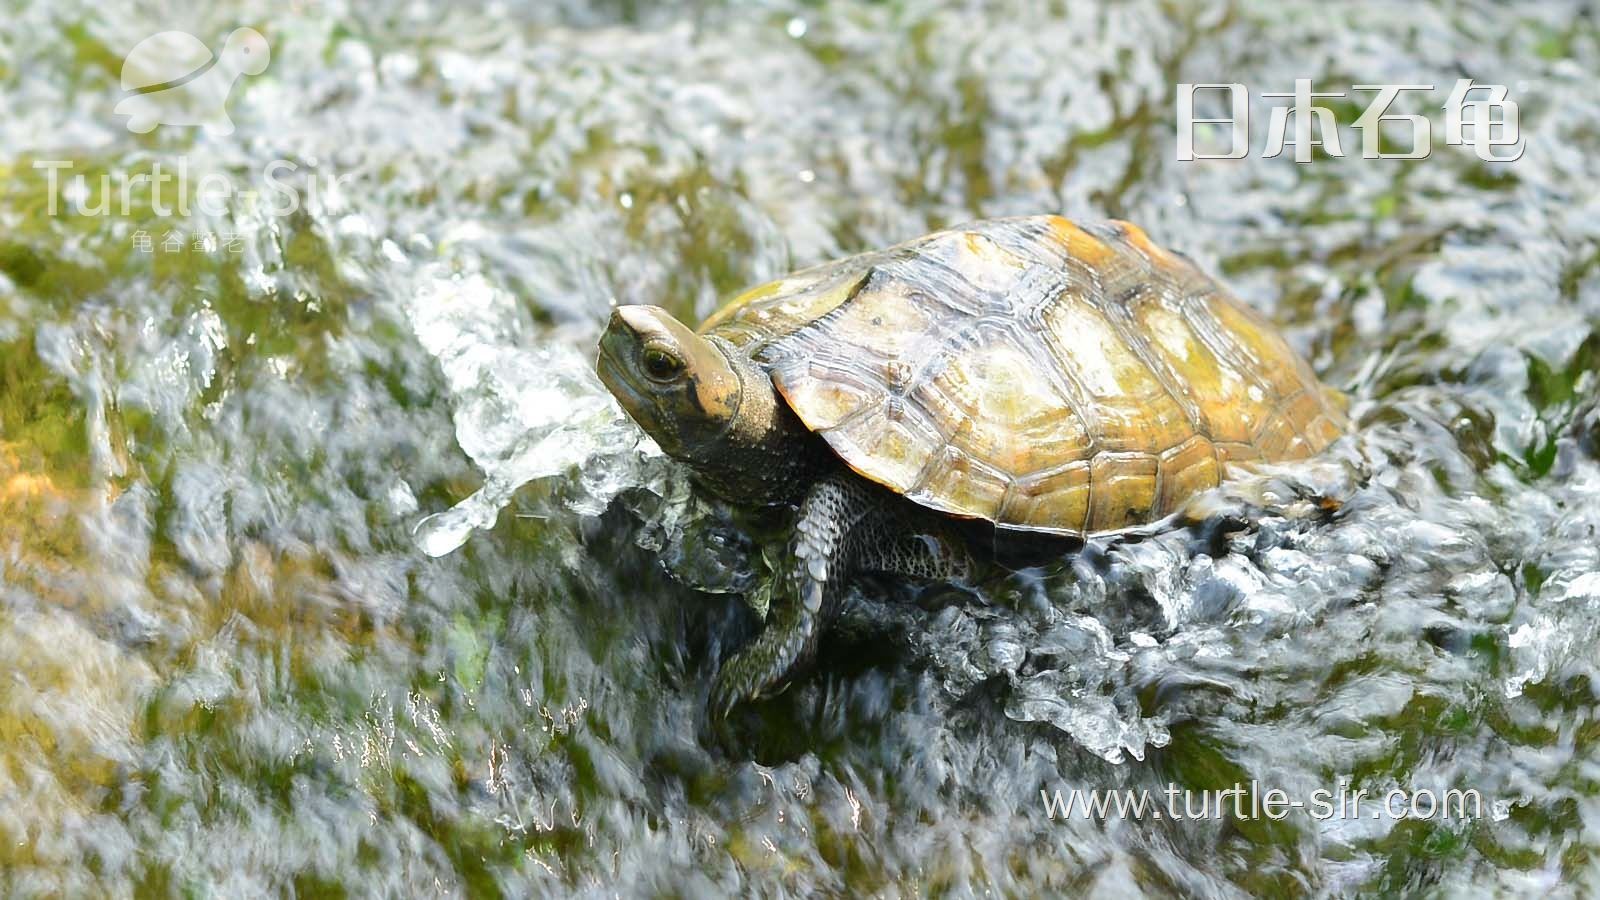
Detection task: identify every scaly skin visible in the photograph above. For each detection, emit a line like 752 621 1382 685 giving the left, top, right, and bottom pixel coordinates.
708 474 974 717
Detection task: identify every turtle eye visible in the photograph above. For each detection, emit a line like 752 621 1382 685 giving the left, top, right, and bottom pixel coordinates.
641 345 685 382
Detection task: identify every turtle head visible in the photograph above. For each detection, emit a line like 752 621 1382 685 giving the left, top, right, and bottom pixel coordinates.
221 28 271 77
597 306 746 460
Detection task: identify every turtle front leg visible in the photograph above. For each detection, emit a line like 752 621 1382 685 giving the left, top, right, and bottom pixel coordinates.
708 474 973 718
709 474 864 718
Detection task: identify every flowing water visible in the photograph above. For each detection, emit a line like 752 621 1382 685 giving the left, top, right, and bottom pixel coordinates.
3 0 1599 895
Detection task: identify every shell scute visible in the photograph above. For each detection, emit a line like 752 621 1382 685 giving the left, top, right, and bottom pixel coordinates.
1156 436 1222 517
1038 298 1194 455
1087 453 1160 533
1004 462 1092 533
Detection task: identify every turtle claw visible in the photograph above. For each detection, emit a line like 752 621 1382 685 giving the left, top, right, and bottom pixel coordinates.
700 665 768 750
696 694 738 751
706 674 742 723
707 650 769 722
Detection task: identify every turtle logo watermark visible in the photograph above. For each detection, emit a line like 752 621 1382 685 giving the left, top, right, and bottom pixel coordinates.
114 28 269 135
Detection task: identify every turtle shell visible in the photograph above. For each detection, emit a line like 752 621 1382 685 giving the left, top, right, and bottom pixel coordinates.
120 31 214 91
699 216 1349 536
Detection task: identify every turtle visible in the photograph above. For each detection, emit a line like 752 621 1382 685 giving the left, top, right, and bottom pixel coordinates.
114 28 270 135
596 215 1348 716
